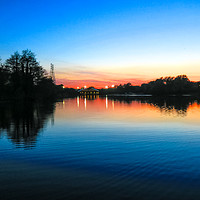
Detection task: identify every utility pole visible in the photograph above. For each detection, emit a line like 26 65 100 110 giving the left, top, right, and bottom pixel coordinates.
50 63 56 83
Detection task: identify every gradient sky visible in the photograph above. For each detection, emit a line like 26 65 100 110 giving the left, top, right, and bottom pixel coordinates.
1 0 200 88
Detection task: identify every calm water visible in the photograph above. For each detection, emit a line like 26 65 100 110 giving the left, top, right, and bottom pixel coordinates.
1 96 200 200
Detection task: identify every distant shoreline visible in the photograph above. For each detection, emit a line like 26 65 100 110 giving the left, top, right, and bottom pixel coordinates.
105 93 195 97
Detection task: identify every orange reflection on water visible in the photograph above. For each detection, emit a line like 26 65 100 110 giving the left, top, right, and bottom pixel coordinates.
55 97 200 126
186 102 200 123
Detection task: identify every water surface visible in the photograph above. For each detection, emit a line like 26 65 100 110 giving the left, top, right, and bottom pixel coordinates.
0 96 200 200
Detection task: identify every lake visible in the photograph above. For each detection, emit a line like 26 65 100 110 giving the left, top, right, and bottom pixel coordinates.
0 96 200 200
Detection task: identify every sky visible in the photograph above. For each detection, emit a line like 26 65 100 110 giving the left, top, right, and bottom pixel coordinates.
0 0 200 88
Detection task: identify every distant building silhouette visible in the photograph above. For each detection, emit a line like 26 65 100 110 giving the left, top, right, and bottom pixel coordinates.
78 87 99 95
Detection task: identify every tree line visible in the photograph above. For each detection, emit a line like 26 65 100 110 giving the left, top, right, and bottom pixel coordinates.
100 75 200 95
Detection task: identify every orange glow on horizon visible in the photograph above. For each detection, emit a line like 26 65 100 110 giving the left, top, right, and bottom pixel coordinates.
55 69 200 89
57 79 145 89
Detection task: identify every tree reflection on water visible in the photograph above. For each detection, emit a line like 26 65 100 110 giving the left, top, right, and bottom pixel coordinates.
108 96 200 117
0 101 55 148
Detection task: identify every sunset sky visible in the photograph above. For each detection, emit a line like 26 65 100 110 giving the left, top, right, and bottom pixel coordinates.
1 0 200 88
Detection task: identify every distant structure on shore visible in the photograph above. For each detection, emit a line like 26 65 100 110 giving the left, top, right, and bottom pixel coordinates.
50 63 56 83
78 87 99 95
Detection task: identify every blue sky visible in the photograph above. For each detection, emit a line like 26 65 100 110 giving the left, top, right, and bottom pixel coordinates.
1 0 200 87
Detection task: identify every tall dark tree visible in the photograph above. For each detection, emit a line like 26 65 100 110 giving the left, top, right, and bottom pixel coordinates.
20 49 45 84
1 50 60 99
0 58 10 97
5 51 21 72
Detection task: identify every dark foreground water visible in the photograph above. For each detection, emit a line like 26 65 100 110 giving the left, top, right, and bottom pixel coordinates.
0 96 200 200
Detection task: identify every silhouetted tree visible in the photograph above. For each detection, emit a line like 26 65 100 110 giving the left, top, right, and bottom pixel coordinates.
1 50 69 99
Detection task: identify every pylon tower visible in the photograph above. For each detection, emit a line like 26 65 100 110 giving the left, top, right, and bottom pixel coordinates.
50 63 56 83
